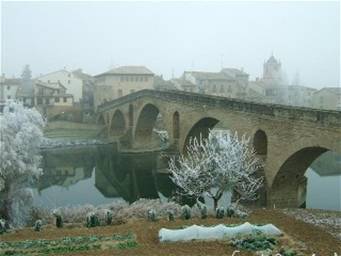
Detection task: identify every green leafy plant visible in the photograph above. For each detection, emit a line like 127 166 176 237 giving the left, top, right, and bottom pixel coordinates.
279 247 297 256
230 231 277 251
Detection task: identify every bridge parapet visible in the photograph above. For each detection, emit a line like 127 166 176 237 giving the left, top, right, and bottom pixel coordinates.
98 89 341 127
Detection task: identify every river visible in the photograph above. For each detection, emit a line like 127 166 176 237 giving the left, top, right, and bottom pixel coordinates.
32 145 341 211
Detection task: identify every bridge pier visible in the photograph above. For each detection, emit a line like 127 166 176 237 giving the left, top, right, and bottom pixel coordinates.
267 175 307 208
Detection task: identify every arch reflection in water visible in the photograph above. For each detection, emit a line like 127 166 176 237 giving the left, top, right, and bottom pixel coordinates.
33 145 174 208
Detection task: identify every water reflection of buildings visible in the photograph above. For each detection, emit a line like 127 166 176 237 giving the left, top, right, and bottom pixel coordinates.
38 148 96 192
38 146 174 203
95 146 174 203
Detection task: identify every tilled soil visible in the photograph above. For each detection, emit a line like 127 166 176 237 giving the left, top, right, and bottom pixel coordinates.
1 209 340 256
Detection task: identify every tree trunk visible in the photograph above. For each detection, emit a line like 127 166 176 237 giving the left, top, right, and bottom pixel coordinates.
213 198 218 210
213 191 223 210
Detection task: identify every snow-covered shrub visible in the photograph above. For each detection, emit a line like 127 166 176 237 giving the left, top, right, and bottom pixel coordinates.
167 209 175 221
34 219 42 231
116 199 182 219
86 211 100 228
216 207 225 219
168 130 263 210
106 209 113 225
200 205 208 219
52 210 63 228
0 102 45 226
147 209 157 222
0 218 6 234
226 207 235 217
181 205 191 220
234 209 248 219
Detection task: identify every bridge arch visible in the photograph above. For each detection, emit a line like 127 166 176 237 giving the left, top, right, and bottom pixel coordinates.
269 146 329 208
135 103 160 145
253 129 268 156
110 109 126 136
182 117 220 152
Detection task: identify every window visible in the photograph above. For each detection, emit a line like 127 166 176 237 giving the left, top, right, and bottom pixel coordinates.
63 97 67 102
118 89 123 97
55 97 60 103
120 76 124 82
7 95 11 99
68 73 71 78
220 85 224 93
144 77 148 82
68 80 71 84
135 77 138 82
7 86 10 90
212 84 217 93
46 98 50 104
37 98 42 104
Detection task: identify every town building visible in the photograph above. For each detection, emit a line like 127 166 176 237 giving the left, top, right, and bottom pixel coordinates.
37 69 93 104
181 68 250 99
312 87 341 110
170 78 197 92
287 85 317 107
0 77 21 103
16 80 73 108
94 66 154 111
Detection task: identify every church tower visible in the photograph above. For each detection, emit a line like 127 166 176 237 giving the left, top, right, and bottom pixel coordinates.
262 54 282 83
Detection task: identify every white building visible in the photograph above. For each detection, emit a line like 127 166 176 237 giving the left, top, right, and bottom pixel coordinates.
38 69 93 103
0 77 21 103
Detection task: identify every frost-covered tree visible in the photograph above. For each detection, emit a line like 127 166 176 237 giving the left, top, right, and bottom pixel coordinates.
0 102 45 226
168 130 263 209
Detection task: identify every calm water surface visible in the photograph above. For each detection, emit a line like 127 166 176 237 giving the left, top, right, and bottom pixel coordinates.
33 145 341 211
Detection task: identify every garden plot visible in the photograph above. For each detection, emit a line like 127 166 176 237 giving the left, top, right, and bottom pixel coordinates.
0 232 137 255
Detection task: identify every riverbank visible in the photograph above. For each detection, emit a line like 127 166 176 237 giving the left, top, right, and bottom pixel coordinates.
1 208 340 255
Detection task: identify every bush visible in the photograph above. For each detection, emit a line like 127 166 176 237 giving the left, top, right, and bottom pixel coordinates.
33 219 42 231
216 207 225 219
181 205 191 220
200 205 208 219
230 231 277 251
0 218 6 234
167 210 175 221
86 212 100 228
147 209 157 222
279 248 297 256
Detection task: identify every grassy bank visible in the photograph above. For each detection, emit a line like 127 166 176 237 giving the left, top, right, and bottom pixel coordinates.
44 121 104 140
1 209 340 255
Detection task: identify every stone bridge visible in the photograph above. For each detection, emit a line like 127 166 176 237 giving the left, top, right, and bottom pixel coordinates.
97 89 341 208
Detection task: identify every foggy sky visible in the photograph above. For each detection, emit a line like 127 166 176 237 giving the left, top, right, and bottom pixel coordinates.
1 1 340 88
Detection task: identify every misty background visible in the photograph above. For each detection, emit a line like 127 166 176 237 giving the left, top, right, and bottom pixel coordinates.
1 1 340 88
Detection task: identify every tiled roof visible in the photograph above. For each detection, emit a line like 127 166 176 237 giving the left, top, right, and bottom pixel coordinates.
96 66 154 77
1 78 22 85
185 71 231 80
314 87 341 95
72 69 93 80
221 68 249 78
